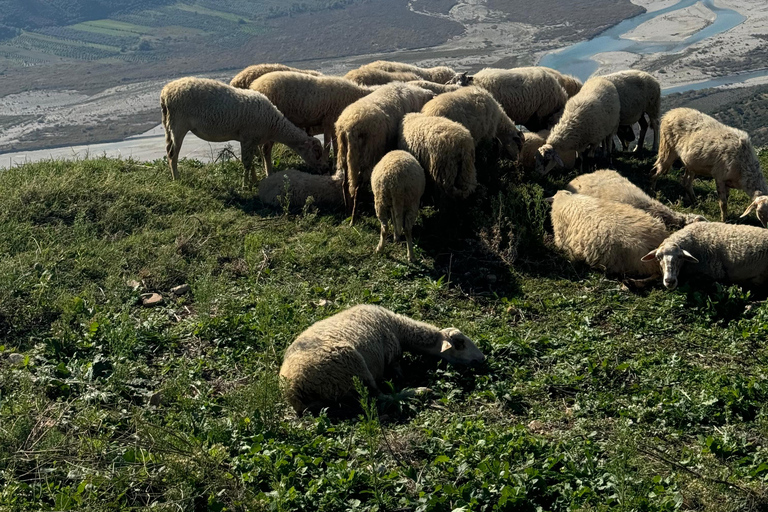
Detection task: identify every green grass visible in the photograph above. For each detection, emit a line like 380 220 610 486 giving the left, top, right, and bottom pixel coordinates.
71 20 156 37
2 148 768 511
15 31 122 52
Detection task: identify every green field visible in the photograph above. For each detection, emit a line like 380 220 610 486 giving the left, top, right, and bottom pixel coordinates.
2 148 768 511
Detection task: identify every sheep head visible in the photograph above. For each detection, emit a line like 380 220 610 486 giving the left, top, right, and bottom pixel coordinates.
683 213 708 225
741 195 768 227
298 138 327 172
535 144 563 175
447 72 472 86
498 125 524 161
437 328 485 366
641 244 699 290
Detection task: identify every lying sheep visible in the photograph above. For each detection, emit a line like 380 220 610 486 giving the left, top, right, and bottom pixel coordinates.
420 86 524 161
160 77 324 185
249 71 373 167
470 67 568 132
372 151 426 262
642 222 768 290
398 112 477 200
536 77 620 175
567 170 706 230
519 130 577 174
651 108 768 224
230 63 321 89
542 67 583 97
280 304 485 415
407 80 462 95
602 70 661 152
548 190 668 277
363 60 458 84
334 83 435 224
258 168 345 210
344 68 421 86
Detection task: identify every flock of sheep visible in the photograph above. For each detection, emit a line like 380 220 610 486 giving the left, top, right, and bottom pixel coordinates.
159 59 768 415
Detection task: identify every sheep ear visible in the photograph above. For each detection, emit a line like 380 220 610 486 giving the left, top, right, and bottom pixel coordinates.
544 196 555 204
440 339 453 353
682 250 699 263
641 250 657 262
553 152 565 168
741 200 758 218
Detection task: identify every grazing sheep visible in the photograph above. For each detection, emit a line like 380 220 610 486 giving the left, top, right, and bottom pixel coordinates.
280 304 485 415
372 151 426 262
470 67 568 132
642 222 768 290
420 86 524 161
249 71 373 166
602 70 661 152
536 77 621 175
548 190 668 277
363 60 458 84
258 169 345 210
334 83 435 224
567 170 706 230
344 68 422 86
542 67 583 97
230 63 321 89
398 112 477 200
651 108 768 224
519 130 577 174
160 77 324 185
407 80 462 94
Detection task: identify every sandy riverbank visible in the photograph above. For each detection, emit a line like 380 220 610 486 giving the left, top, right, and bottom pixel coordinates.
624 2 716 42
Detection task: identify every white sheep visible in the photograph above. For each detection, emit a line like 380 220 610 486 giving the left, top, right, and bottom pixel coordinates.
344 68 422 86
279 304 485 415
602 70 661 152
406 80 462 95
160 77 325 185
548 190 668 277
420 86 524 161
398 112 477 200
230 63 321 89
642 222 768 290
469 67 568 132
372 151 426 262
258 168 345 210
567 169 706 230
536 77 621 175
519 130 577 174
362 60 458 84
542 67 583 97
249 71 373 166
334 83 435 224
651 108 768 224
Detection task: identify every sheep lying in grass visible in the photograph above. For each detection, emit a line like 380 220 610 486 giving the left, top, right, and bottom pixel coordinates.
398 112 477 200
548 190 668 278
407 80 462 95
602 70 661 153
536 77 620 175
643 222 768 290
334 83 435 224
160 77 324 185
230 63 321 89
651 108 768 224
249 71 373 166
258 169 345 210
470 67 568 132
344 68 421 86
279 304 485 415
567 170 706 230
542 67 582 97
420 86 524 161
372 151 425 262
363 60 458 84
519 130 577 174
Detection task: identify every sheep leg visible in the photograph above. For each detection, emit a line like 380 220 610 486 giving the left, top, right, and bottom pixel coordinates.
650 142 677 190
682 170 697 204
167 127 186 181
650 117 660 153
634 115 649 153
404 207 418 263
241 141 259 188
350 186 362 227
375 220 389 254
261 142 274 177
716 180 730 222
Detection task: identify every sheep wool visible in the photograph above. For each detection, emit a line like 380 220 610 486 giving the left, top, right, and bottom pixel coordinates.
602 70 661 152
344 68 421 86
279 304 485 415
230 63 321 89
362 60 458 84
406 80 462 95
542 67 583 97
258 169 345 210
519 130 577 174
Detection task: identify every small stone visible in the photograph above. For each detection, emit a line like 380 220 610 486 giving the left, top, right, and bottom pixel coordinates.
126 279 141 290
8 353 25 365
171 284 190 296
141 293 164 307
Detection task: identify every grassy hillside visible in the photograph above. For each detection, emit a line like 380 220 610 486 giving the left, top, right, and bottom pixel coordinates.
2 149 768 511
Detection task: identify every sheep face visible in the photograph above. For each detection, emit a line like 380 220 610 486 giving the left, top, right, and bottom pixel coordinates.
684 214 708 225
297 138 327 172
535 144 563 176
447 72 472 86
641 244 699 290
437 328 485 366
741 195 768 228
499 129 524 161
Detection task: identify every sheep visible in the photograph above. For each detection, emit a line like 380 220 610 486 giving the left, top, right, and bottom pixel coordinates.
567 169 706 230
420 86 524 162
279 304 485 415
362 60 458 84
541 67 583 97
469 67 568 132
160 77 325 185
334 83 435 224
602 70 661 152
258 168 345 210
536 77 621 176
548 190 668 278
372 151 426 262
230 63 321 89
344 68 422 86
519 130 577 174
650 108 768 225
406 80 462 95
642 222 768 290
398 112 477 200
249 71 373 166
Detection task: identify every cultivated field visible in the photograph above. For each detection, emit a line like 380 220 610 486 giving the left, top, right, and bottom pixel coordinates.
2 147 768 510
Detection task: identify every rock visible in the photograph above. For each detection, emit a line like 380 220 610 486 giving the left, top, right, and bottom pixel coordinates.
315 299 330 308
126 279 141 290
8 353 25 365
141 293 164 307
171 284 190 296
